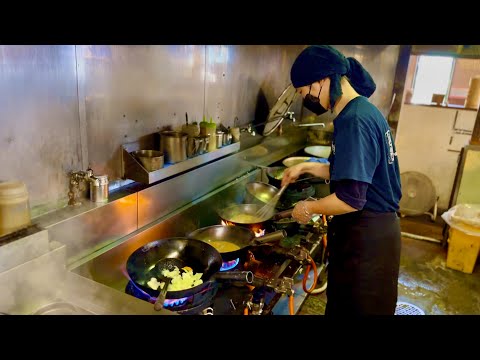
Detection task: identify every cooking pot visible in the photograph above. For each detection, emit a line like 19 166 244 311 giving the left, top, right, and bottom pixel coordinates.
187 225 286 262
160 131 187 164
132 150 164 171
125 237 254 307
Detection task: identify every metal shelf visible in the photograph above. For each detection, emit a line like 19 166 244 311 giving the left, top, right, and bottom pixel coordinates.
122 142 241 184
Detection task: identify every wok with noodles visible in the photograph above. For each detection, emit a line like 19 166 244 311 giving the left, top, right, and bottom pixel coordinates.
187 225 286 262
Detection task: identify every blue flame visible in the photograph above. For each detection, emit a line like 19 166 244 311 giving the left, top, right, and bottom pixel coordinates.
163 297 189 307
220 258 240 271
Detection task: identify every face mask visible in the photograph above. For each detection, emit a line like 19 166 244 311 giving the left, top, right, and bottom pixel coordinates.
303 84 327 116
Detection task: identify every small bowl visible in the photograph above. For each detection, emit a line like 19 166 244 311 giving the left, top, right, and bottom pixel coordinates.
132 150 164 172
304 145 331 158
283 156 311 167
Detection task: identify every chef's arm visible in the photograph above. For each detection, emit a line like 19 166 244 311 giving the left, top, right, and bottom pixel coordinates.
281 163 330 187
300 179 369 216
302 162 330 180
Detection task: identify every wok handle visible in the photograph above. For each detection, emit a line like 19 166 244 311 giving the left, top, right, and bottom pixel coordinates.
255 229 286 244
273 209 293 220
213 271 254 284
153 278 171 311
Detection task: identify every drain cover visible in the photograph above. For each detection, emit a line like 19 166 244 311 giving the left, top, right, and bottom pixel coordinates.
395 302 425 315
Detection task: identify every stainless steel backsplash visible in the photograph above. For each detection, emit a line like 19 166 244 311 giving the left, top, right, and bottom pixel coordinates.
0 45 399 215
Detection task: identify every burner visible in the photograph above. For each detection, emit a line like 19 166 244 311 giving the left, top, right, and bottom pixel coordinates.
163 297 189 308
125 280 218 313
220 220 267 237
123 215 326 315
220 258 240 271
252 228 266 237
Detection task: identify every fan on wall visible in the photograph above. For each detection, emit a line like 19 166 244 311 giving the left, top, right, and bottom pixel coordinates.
399 171 439 222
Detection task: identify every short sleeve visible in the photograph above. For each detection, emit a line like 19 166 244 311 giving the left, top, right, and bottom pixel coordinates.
331 121 379 184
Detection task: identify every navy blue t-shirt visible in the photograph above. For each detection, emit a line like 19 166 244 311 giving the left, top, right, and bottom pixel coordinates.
328 96 402 212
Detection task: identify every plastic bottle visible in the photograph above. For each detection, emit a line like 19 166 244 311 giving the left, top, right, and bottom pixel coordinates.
207 117 217 152
200 116 217 152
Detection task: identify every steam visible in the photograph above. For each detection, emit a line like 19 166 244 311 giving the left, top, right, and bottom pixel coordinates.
0 252 66 315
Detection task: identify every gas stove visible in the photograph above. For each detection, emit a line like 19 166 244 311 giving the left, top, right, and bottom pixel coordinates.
124 219 328 315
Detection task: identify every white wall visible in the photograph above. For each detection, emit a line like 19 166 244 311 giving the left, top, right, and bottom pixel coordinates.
395 104 476 209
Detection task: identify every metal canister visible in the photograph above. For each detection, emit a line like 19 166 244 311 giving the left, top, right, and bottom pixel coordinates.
193 135 209 156
160 131 188 164
216 131 224 149
90 175 109 203
223 132 232 146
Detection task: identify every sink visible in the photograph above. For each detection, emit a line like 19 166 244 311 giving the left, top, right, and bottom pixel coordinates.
32 301 95 315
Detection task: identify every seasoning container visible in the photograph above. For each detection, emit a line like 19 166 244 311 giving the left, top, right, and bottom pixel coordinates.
193 135 209 156
0 181 31 237
200 116 217 152
223 130 232 146
182 112 200 158
216 131 224 149
89 175 109 203
231 117 241 143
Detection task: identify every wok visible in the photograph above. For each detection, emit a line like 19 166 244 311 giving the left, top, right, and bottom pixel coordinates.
265 165 320 189
245 182 279 205
126 237 253 303
187 225 286 261
218 203 273 227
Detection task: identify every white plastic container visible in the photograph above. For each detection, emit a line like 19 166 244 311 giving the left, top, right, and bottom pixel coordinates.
0 181 31 237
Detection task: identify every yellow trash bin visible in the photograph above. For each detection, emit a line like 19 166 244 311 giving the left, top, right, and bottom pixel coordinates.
446 226 480 274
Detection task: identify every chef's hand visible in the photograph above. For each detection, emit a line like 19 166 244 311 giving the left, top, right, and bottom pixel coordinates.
292 200 313 225
281 164 306 187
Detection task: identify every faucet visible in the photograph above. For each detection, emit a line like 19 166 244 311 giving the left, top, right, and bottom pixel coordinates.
68 168 94 206
288 111 326 127
238 110 326 137
240 123 256 136
283 111 295 122
269 111 327 129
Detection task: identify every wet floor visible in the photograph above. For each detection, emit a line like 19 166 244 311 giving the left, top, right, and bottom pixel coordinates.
297 215 480 315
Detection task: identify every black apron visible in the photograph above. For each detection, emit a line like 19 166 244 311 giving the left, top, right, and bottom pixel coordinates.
325 210 401 316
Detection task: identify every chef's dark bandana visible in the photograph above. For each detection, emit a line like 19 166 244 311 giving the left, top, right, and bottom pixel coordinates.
290 45 377 110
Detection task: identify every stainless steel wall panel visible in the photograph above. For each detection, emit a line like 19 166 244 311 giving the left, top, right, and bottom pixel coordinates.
77 45 206 180
0 45 82 215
